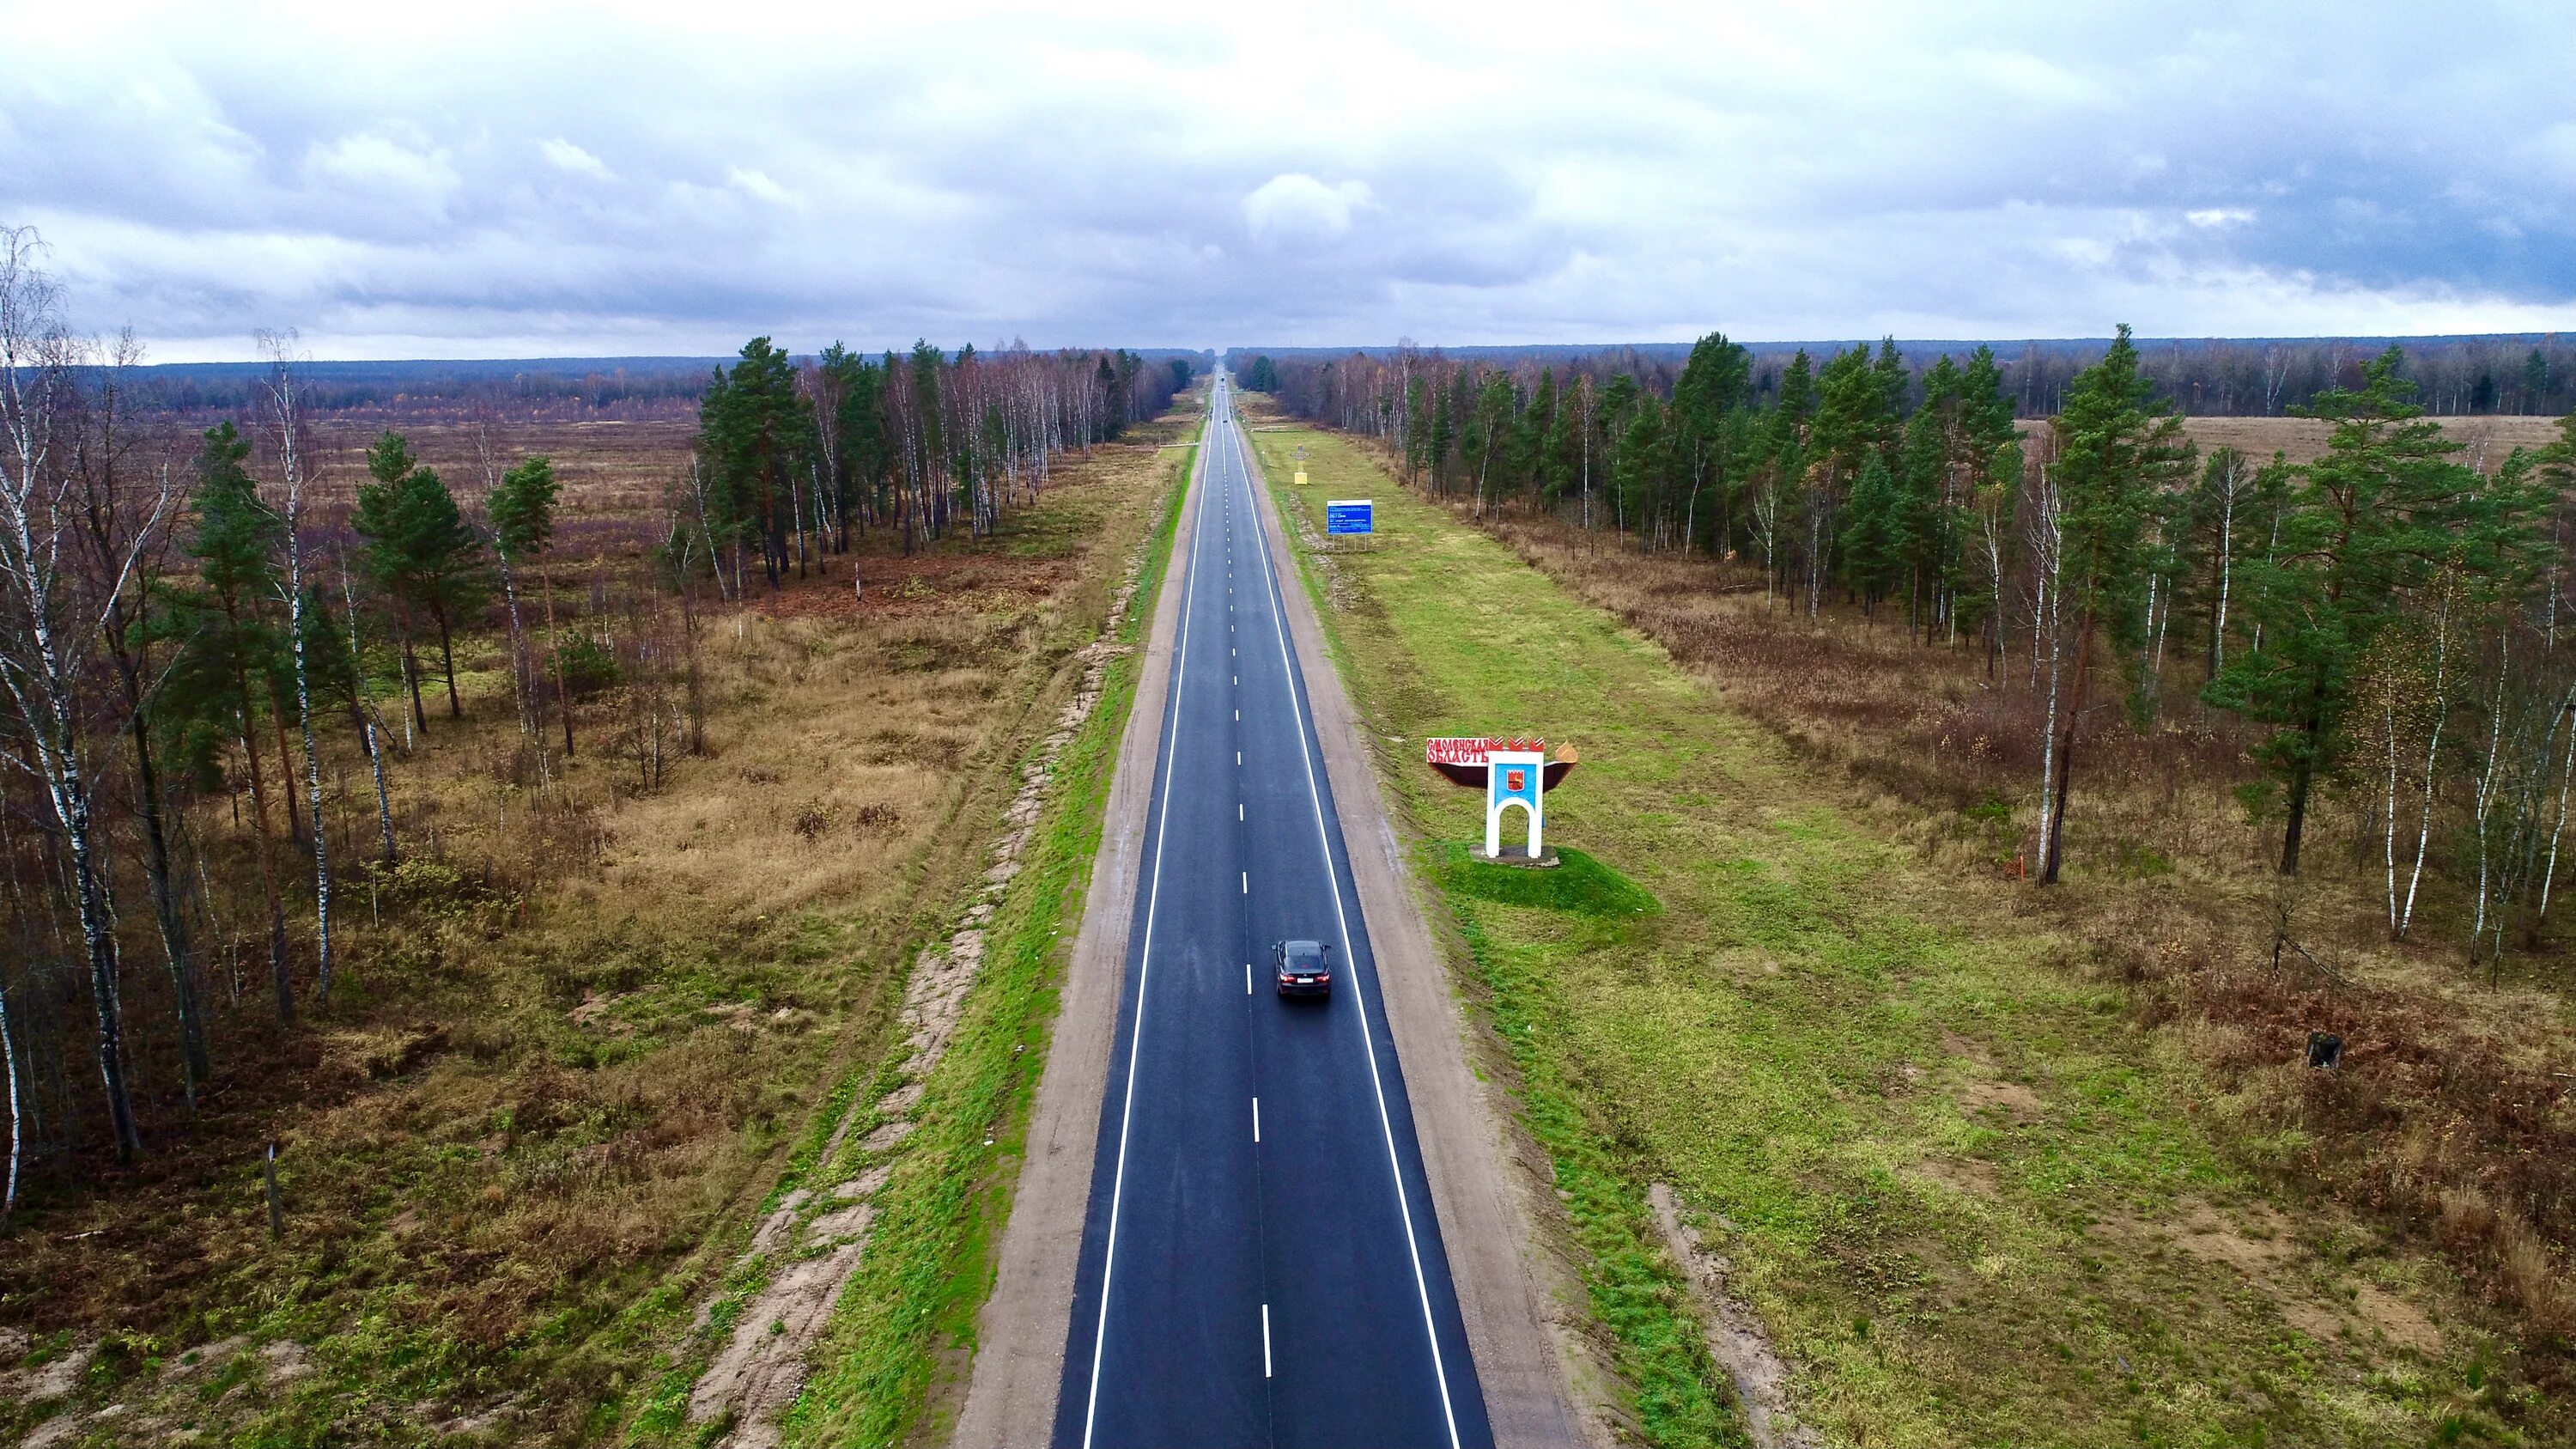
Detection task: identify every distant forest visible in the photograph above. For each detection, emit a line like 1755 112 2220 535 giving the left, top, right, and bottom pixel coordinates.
1234 334 2574 419
111 348 1218 423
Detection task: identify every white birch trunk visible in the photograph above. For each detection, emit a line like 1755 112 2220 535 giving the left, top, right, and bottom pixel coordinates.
261 334 334 1003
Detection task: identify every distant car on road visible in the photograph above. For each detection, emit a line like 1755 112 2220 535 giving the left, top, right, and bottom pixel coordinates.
1273 939 1333 997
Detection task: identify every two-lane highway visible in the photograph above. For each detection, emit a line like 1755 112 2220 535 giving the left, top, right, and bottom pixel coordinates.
1054 374 1494 1448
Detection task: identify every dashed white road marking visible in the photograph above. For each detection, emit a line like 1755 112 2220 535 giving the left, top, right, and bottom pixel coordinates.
1245 962 1253 994
1241 871 1248 893
1227 411 1464 1449
1252 1097 1261 1142
1261 1304 1273 1379
1081 405 1216 1449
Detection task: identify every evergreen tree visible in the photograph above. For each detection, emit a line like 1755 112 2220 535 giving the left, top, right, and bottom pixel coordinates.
2207 346 2536 874
1611 398 1671 543
2038 325 2195 884
696 337 817 588
179 421 297 1019
1467 371 1516 516
1751 351 1817 600
353 430 487 721
1840 454 1901 618
490 454 569 754
1674 332 1752 554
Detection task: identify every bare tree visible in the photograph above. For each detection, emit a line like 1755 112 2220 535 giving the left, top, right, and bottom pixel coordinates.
0 228 161 1159
72 331 209 1106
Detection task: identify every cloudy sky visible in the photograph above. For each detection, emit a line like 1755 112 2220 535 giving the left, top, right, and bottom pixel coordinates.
2 0 2567 361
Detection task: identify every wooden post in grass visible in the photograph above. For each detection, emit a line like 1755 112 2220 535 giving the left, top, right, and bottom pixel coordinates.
265 1142 283 1239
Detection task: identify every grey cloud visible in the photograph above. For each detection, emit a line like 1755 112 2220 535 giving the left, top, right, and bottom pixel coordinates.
0 0 2563 359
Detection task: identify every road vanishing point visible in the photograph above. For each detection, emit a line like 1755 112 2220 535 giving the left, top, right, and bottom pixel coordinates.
1053 374 1496 1449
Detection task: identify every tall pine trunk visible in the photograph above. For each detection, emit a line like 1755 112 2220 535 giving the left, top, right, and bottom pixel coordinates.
341 560 398 864
130 706 207 1101
539 555 574 758
433 601 461 717
2280 709 2323 874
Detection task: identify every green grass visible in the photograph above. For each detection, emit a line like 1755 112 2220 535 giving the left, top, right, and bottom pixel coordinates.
777 417 1196 1447
1433 843 1662 921
1248 425 2505 1449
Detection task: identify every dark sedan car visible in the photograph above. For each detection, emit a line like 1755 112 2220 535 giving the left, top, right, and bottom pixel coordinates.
1273 939 1334 997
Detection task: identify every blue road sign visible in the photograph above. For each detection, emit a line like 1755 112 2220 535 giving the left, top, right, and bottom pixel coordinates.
1325 499 1374 534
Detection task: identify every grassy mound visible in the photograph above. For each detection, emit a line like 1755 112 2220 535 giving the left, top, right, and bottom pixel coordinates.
1433 842 1660 921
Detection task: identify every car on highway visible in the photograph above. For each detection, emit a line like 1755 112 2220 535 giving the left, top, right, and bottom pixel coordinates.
1273 938 1333 997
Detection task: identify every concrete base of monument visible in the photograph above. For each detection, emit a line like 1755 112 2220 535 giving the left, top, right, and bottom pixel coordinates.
1470 843 1561 869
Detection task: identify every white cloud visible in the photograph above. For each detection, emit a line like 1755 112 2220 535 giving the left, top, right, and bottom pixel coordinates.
726 167 793 206
539 137 610 180
1241 174 1372 247
301 131 459 212
2186 208 2255 228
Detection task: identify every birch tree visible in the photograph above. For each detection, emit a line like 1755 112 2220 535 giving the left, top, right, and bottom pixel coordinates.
259 333 334 1002
0 228 150 1158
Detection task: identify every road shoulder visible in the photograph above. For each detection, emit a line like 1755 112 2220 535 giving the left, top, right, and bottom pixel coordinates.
952 429 1206 1449
1241 417 1590 1449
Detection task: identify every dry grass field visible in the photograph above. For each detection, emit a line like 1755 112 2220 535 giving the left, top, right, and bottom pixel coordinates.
0 407 1196 1446
303 417 699 557
2150 415 2556 468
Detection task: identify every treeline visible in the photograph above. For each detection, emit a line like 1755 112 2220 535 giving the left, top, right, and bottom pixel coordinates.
142 363 714 423
682 338 1181 589
0 223 1187 1202
130 347 1211 429
1267 329 2576 953
1242 332 2574 422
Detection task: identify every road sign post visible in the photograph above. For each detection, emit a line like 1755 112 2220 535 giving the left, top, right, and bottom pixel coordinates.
1325 499 1373 536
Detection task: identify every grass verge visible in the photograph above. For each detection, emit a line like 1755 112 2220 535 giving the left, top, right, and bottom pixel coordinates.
778 420 1194 1447
1246 422 2526 1447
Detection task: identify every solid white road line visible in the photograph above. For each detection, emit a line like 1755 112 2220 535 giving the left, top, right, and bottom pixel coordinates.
1229 415 1464 1449
1079 405 1215 1449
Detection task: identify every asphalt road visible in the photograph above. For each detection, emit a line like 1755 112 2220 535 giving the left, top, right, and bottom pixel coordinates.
1053 375 1495 1449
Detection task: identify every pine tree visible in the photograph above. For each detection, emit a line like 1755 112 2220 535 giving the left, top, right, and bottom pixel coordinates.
183 420 297 1020
1674 332 1752 555
1840 454 1901 618
490 454 568 756
354 432 487 721
696 338 817 587
2207 346 2530 874
2038 325 2195 884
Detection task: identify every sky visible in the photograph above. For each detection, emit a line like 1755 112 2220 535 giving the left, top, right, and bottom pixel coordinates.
1 0 2568 362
